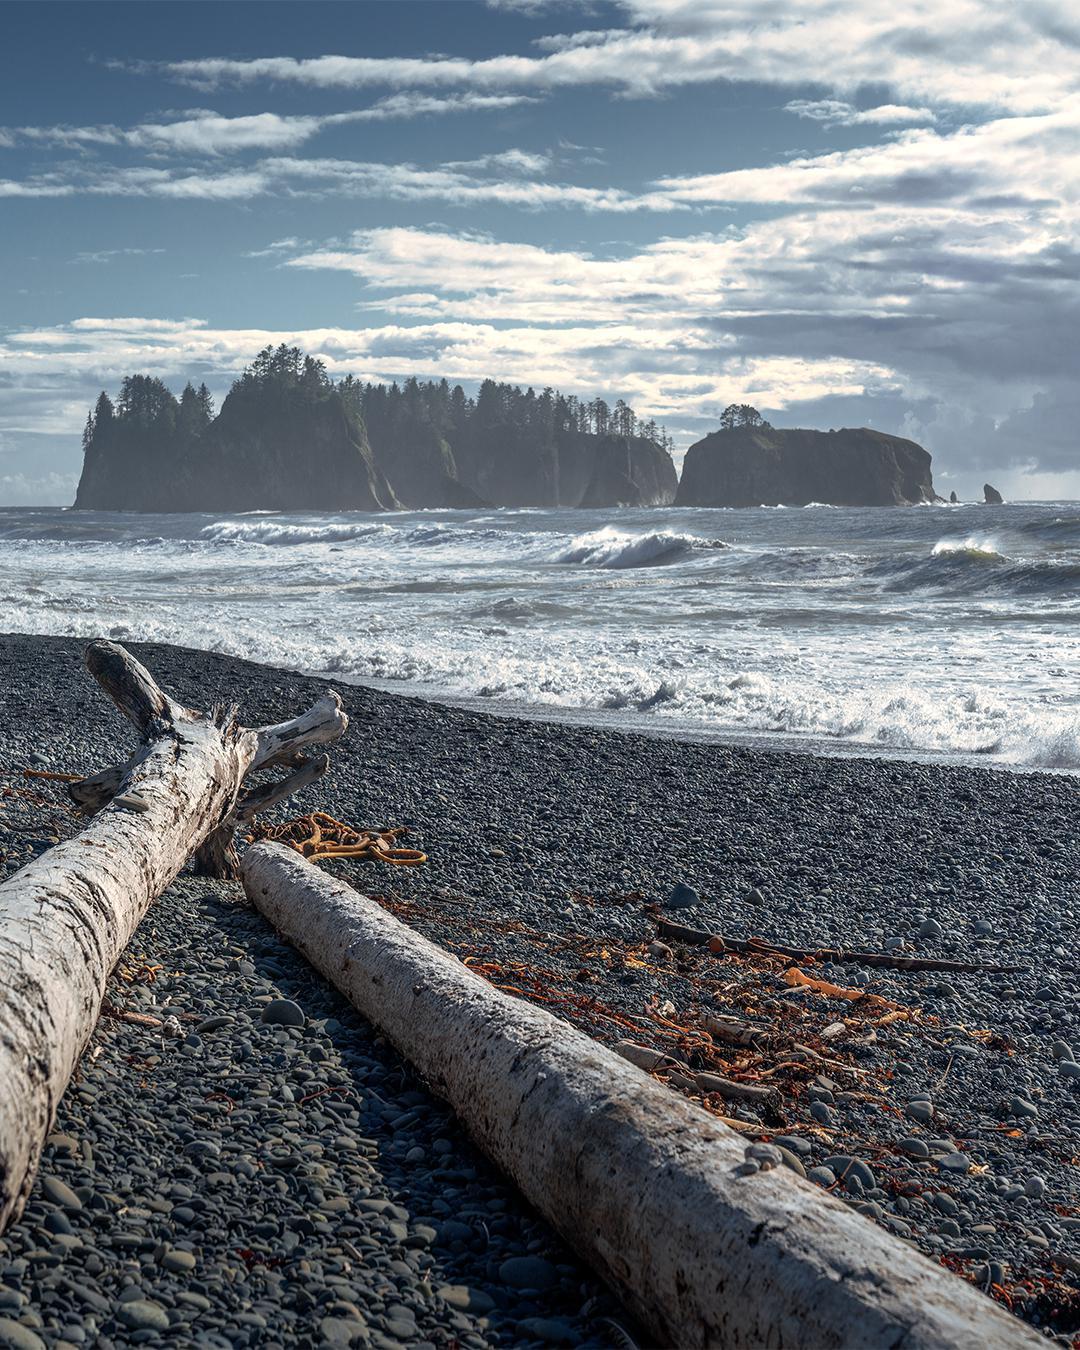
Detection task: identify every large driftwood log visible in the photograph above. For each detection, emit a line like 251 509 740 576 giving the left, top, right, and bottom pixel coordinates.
241 843 1037 1350
0 642 347 1231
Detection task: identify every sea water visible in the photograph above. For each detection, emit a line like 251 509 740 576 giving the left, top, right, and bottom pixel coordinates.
1 501 1078 770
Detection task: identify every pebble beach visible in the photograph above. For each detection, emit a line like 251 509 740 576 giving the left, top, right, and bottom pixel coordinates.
1 634 1079 1347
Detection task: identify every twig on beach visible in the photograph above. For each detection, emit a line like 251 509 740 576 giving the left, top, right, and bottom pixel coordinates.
99 1000 163 1029
655 918 1028 974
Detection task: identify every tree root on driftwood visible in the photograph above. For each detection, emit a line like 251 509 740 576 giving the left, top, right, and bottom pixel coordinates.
0 641 347 1231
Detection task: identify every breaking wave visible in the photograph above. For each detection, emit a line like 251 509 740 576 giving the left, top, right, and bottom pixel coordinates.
553 527 726 568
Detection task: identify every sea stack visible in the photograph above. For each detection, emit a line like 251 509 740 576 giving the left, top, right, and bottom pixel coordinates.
983 483 1004 504
675 425 937 508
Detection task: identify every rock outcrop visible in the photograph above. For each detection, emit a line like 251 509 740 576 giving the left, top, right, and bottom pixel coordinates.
74 352 678 513
75 380 399 513
983 483 1004 504
450 429 676 509
675 426 938 508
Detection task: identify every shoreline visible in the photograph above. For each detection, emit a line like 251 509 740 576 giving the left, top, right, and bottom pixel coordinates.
2 633 1079 1342
352 671 1080 778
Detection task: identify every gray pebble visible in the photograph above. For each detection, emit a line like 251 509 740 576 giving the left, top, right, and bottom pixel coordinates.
261 998 305 1028
498 1256 557 1290
664 882 699 910
116 1301 169 1332
40 1177 81 1211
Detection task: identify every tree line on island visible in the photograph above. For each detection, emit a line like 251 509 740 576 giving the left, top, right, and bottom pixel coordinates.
76 345 679 511
74 342 941 512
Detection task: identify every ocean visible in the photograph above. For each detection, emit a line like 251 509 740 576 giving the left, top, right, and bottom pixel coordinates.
2 501 1078 771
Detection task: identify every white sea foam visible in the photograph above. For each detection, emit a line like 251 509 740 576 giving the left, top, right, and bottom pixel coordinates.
3 502 1079 771
201 519 394 546
553 526 723 568
931 535 1006 561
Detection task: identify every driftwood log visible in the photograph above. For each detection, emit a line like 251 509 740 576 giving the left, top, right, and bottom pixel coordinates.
241 843 1038 1350
0 641 347 1231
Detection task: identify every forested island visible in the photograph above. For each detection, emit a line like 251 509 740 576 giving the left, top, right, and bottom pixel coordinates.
73 345 944 512
74 345 679 512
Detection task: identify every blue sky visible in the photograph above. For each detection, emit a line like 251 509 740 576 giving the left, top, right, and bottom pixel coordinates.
1 0 1077 503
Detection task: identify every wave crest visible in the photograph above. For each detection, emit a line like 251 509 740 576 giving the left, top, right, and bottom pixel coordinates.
553 527 726 569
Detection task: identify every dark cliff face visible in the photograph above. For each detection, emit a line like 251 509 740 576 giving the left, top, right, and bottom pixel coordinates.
75 372 678 513
75 385 398 513
450 429 677 508
205 385 399 512
368 423 485 510
675 426 937 508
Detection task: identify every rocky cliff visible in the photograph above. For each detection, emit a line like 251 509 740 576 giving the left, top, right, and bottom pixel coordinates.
74 353 678 513
75 381 398 513
449 428 676 508
675 426 937 508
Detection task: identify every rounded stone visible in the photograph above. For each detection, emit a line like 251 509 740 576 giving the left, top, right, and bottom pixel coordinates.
116 1301 170 1332
437 1285 495 1314
40 1177 82 1211
499 1255 558 1290
0 1319 45 1350
261 999 305 1028
161 1248 196 1273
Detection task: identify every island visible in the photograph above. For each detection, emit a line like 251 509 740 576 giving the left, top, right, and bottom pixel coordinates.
73 345 678 512
675 413 938 508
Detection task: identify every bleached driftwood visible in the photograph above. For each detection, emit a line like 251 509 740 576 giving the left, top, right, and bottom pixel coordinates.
241 842 1037 1350
0 642 347 1231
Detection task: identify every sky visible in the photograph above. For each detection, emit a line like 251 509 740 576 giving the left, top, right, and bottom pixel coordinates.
1 0 1078 505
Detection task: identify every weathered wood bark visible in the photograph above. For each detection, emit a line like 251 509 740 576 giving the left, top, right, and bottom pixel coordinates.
0 642 347 1232
241 843 1038 1350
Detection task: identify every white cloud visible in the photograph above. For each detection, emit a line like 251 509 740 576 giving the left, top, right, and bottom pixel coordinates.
156 1 1080 114
3 93 538 158
657 103 1080 208
0 470 79 507
785 99 936 127
444 147 553 174
71 247 166 264
0 153 684 210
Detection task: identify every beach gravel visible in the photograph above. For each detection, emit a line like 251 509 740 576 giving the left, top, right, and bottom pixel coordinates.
1 635 1079 1343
